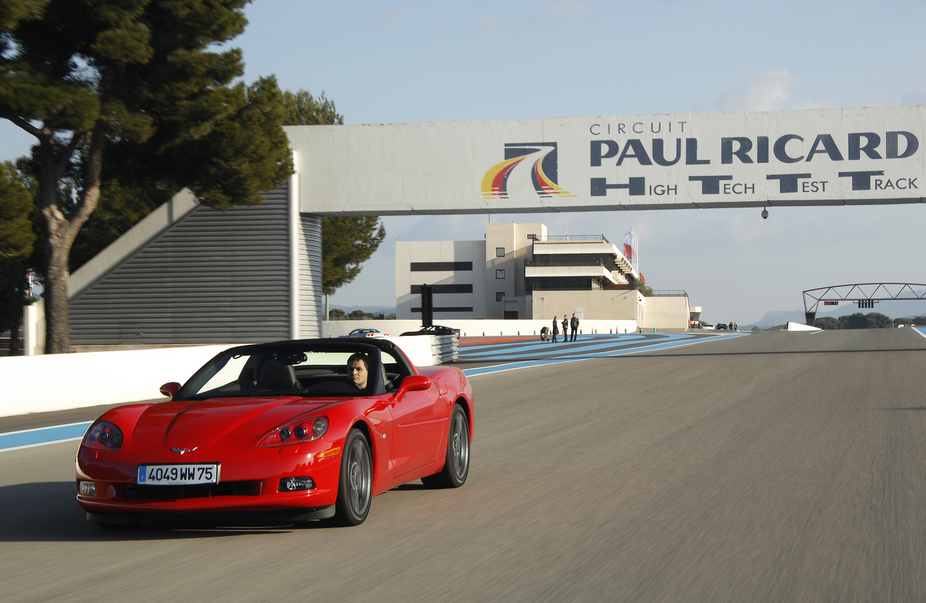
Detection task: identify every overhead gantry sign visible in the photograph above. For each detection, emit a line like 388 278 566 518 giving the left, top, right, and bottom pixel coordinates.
284 105 926 217
802 283 926 325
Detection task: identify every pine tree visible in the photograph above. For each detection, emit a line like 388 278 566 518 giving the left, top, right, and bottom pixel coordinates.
0 0 293 352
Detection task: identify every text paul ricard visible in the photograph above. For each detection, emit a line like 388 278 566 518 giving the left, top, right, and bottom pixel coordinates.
586 120 919 199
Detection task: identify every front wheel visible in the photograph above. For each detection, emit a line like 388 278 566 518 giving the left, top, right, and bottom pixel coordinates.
422 404 470 489
332 428 373 526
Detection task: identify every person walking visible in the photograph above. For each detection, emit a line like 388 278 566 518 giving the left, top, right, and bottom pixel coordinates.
552 316 559 343
570 313 579 341
562 315 568 343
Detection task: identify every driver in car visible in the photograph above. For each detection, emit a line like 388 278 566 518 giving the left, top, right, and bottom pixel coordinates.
347 352 369 390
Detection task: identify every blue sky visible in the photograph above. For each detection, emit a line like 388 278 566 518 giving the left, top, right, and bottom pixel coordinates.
4 0 926 324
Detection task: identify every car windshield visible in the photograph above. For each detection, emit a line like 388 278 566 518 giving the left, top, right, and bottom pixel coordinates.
176 342 404 400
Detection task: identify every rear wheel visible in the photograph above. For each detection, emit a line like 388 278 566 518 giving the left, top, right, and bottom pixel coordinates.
332 428 373 526
422 404 470 488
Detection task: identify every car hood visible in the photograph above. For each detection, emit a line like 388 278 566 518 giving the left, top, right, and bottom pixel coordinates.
132 396 338 438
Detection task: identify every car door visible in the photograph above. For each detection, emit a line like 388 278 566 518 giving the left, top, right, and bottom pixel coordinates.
389 377 447 478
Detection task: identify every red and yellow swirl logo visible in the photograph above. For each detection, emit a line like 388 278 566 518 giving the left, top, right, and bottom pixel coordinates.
482 142 576 200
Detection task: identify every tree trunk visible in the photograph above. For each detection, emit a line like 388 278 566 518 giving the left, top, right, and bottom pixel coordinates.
43 226 72 353
38 127 103 354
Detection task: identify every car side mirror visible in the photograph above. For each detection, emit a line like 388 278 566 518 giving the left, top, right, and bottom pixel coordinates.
160 382 181 399
392 375 431 402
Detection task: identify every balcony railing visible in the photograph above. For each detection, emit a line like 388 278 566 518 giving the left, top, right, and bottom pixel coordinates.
525 257 615 269
532 234 610 243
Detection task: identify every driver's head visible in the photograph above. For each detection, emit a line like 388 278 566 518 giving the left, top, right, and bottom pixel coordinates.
347 353 369 389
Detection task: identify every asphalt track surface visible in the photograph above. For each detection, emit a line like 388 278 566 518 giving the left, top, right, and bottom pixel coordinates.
3 329 926 602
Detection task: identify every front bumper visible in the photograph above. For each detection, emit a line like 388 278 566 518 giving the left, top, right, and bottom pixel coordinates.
76 440 342 517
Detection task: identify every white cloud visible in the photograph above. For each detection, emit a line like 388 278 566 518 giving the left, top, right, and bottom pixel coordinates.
480 18 501 32
541 1 588 20
717 70 795 112
526 1 588 24
370 7 411 26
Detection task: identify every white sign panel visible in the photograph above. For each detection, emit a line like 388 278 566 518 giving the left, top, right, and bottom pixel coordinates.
285 105 926 216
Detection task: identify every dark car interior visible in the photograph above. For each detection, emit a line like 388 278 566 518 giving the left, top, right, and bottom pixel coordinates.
182 340 416 400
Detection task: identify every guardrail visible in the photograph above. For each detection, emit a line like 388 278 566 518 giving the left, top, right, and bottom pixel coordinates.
431 335 458 363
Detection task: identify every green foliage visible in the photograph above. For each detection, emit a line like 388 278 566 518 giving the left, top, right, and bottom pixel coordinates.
815 312 894 330
840 312 868 329
282 90 344 126
1 0 294 350
335 308 384 320
99 76 293 213
0 0 50 31
68 77 294 271
813 316 840 330
0 257 29 342
0 162 35 261
321 216 385 296
863 312 893 329
0 162 36 343
75 86 376 291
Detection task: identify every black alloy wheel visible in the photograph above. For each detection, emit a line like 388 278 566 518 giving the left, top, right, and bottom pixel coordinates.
333 428 372 526
422 404 470 489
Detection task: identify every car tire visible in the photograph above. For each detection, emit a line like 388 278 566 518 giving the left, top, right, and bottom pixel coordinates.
332 428 373 526
422 404 470 489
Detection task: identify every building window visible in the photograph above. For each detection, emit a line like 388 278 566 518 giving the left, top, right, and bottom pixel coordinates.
496 269 505 279
496 247 505 258
496 292 504 302
411 306 474 313
411 284 473 294
410 261 473 272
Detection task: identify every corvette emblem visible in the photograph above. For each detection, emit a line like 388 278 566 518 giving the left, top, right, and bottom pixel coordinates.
170 447 197 455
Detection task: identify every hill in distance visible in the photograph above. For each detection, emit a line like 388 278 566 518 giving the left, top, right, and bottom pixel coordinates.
749 299 926 328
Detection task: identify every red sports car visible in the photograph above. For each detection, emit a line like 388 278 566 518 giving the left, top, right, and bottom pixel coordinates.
76 338 473 527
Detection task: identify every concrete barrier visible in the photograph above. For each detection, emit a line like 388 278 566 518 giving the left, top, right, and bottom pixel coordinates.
787 322 822 332
0 336 444 419
0 345 232 418
322 319 639 338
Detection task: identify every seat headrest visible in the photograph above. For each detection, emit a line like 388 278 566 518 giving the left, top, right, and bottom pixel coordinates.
258 360 297 390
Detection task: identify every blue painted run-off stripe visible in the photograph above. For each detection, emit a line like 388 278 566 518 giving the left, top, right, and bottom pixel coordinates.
2 333 737 451
0 422 91 452
460 334 729 377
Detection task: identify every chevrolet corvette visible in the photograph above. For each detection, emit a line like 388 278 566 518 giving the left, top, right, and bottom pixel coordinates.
76 338 473 527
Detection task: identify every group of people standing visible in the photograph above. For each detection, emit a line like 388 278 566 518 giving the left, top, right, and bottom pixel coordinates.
551 313 579 342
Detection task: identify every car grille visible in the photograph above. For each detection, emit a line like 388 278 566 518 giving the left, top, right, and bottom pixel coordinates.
123 481 258 500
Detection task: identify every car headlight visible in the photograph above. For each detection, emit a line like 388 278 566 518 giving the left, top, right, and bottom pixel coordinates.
82 421 124 451
259 416 328 448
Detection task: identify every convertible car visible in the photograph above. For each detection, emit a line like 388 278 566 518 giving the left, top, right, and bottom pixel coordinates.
76 338 473 527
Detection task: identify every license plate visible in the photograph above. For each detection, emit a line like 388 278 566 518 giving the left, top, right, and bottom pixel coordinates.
137 464 219 485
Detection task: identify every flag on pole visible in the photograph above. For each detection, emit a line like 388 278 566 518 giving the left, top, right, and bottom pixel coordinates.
623 230 634 261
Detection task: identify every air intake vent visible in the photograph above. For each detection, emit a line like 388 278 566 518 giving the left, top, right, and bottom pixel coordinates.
124 481 258 500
